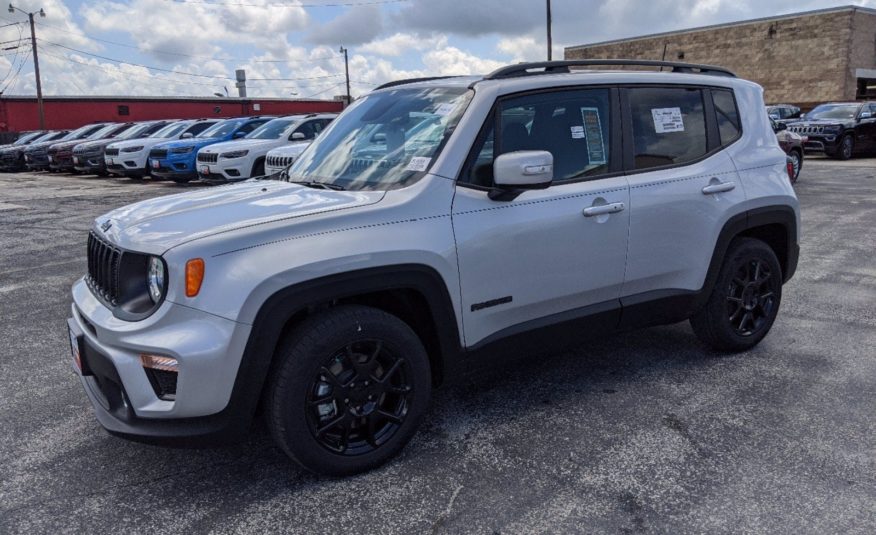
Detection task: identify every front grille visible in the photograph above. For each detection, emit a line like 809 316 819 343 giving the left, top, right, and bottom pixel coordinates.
73 146 88 156
197 152 218 163
149 148 167 159
86 231 122 305
790 125 825 135
105 148 119 156
267 155 295 168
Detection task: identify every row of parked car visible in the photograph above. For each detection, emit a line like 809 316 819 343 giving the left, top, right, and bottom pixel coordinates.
767 100 876 161
0 113 338 183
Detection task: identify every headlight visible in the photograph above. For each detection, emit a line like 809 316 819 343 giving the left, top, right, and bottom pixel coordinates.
822 125 841 132
147 256 166 303
221 150 248 159
171 146 194 154
122 145 144 153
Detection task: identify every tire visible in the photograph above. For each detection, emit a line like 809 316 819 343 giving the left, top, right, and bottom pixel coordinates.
832 135 854 160
788 149 802 183
251 159 265 178
690 238 782 352
266 305 431 476
172 177 191 184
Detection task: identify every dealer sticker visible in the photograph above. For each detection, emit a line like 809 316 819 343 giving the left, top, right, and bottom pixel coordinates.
651 107 684 133
405 157 431 172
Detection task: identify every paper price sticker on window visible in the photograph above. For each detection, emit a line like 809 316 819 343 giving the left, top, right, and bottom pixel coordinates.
651 107 685 133
570 125 585 139
433 103 455 117
405 156 432 172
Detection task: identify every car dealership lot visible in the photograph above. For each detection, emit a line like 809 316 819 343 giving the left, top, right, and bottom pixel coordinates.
1 162 874 533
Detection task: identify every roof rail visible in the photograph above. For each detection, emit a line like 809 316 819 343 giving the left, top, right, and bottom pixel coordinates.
483 60 736 80
374 76 459 91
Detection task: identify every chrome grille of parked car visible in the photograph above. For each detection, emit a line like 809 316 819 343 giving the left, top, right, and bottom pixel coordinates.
197 152 218 163
86 231 122 305
266 155 295 168
790 125 825 134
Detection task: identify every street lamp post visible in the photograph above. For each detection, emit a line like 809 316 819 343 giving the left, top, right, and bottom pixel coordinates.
339 46 350 106
9 4 46 129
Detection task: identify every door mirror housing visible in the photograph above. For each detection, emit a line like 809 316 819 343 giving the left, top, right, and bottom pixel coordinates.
859 111 873 120
775 122 788 132
233 131 247 139
290 132 307 141
181 132 194 139
491 151 553 200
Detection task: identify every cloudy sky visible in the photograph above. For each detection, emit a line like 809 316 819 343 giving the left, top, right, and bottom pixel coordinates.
0 0 872 99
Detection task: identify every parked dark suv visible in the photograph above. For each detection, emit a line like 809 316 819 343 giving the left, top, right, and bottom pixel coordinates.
787 102 876 160
767 104 802 125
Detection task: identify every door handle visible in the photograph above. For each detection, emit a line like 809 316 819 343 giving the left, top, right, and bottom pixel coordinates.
702 181 736 195
583 202 625 217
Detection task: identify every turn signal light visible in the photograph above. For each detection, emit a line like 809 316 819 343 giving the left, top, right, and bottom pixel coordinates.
185 258 205 297
140 354 178 372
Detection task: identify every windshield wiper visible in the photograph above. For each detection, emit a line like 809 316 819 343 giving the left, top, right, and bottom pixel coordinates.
289 179 346 191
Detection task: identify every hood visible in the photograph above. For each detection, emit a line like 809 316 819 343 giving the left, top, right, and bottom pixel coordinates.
267 141 310 158
110 137 164 150
76 139 114 151
158 137 222 151
0 145 25 155
25 140 65 153
787 118 854 128
97 179 386 253
49 140 86 152
199 138 276 154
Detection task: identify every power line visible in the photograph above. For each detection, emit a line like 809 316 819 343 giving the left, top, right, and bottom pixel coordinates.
33 19 341 64
166 0 408 7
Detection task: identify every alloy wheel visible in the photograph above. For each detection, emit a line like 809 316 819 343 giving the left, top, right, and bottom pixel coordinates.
305 340 412 455
726 259 776 336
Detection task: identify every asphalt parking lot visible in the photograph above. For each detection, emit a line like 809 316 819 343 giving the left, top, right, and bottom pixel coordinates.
1 159 875 534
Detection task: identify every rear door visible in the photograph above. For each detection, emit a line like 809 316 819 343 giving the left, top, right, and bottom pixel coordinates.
620 85 745 304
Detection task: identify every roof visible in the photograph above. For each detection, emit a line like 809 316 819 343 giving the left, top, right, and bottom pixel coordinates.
0 95 337 103
566 4 876 51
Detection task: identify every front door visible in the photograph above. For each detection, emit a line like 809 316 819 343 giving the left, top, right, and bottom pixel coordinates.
452 87 630 347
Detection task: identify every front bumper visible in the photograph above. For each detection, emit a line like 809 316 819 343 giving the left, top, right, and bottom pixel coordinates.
73 154 107 174
68 278 254 445
49 154 75 171
801 134 840 153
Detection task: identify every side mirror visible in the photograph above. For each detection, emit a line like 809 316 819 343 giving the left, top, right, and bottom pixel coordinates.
181 132 193 139
768 114 780 121
775 122 788 131
860 111 873 120
290 132 306 141
233 131 247 139
491 151 553 200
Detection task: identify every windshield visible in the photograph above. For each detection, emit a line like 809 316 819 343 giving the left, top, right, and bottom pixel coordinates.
197 119 242 139
13 132 42 145
61 125 100 141
286 87 472 191
151 121 188 138
247 118 296 140
118 122 156 140
87 124 121 139
806 104 861 120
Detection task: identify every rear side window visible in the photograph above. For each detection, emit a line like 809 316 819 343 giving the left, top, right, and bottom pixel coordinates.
462 88 612 187
627 87 707 170
238 120 268 135
712 89 741 145
186 122 214 136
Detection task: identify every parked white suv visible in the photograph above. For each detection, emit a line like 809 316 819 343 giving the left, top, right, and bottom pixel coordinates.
67 61 799 476
264 142 312 175
196 113 336 182
105 119 220 178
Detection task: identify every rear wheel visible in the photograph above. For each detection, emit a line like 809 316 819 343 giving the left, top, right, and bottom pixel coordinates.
267 305 431 476
690 238 782 352
788 149 802 183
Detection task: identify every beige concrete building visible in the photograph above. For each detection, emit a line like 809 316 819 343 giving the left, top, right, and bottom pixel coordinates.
565 5 876 108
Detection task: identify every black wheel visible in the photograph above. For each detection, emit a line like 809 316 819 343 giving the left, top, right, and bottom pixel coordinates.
788 150 802 183
267 305 431 476
251 159 265 178
690 238 782 352
172 177 190 184
832 135 854 160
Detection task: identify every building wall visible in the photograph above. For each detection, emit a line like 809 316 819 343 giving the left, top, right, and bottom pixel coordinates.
0 98 344 133
565 8 874 107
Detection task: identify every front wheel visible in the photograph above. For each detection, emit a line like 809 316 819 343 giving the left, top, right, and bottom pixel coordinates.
267 305 432 476
690 238 782 352
831 135 854 160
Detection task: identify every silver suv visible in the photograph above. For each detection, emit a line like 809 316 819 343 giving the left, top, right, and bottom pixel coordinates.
66 60 800 476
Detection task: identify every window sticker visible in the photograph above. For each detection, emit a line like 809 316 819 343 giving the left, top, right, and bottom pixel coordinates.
405 156 432 172
580 107 607 165
433 103 455 117
651 107 685 133
570 125 585 139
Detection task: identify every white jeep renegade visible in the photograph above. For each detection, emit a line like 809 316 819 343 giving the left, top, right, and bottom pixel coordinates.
67 61 800 476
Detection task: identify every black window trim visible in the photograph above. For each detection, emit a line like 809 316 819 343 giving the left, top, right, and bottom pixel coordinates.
456 84 624 191
620 83 742 176
711 86 743 147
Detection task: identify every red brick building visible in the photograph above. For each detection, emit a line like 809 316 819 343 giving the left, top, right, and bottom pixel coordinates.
0 95 345 133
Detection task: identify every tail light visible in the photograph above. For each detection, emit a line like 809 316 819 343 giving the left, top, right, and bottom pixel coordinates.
786 159 795 181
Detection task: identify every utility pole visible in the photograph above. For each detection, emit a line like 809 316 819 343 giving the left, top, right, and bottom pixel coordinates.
546 0 552 61
235 69 247 98
339 46 350 106
9 4 45 129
